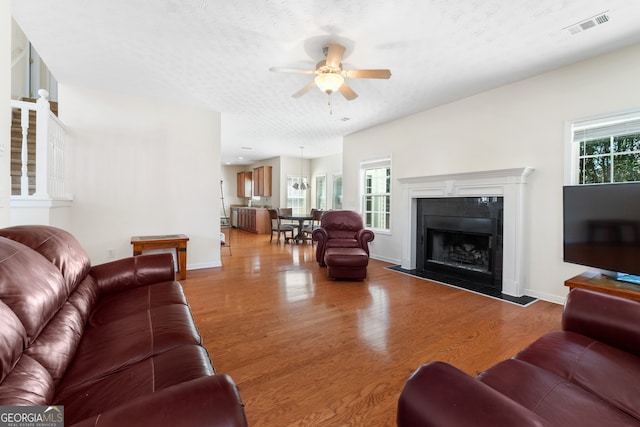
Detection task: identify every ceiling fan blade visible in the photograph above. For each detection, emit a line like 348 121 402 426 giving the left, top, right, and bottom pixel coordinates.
292 81 316 98
325 43 346 68
344 69 392 79
338 82 358 101
269 67 315 75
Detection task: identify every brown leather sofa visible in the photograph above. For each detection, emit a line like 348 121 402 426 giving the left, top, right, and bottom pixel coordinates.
397 288 640 426
0 225 247 427
312 210 375 280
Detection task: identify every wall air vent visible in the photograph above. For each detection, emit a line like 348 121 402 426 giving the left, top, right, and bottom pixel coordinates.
566 12 609 35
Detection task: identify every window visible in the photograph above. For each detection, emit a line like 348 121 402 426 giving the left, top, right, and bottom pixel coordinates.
571 112 640 184
332 174 342 209
362 158 391 230
315 175 327 210
287 176 307 215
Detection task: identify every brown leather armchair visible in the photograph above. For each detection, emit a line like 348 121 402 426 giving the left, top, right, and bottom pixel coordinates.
312 210 375 267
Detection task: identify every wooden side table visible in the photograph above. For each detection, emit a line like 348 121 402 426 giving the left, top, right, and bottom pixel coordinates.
131 234 189 280
565 270 640 301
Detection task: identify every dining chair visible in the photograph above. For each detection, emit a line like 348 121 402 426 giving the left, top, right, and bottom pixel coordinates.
303 209 323 243
268 209 296 243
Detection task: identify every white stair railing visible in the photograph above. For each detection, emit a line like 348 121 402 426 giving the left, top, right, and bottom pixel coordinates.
10 89 68 199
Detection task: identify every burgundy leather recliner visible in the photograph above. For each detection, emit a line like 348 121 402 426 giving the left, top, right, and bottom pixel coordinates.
312 210 375 280
0 225 247 427
397 288 640 426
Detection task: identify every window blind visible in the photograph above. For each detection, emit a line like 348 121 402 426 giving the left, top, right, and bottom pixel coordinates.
573 113 640 142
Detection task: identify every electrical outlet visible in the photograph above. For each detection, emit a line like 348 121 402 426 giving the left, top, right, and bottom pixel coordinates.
107 249 115 259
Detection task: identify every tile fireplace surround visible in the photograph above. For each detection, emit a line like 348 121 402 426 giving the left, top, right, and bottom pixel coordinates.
398 168 534 297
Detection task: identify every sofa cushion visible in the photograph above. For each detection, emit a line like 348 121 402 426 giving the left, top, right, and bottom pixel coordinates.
58 304 202 390
478 359 638 426
325 238 360 249
89 281 187 327
55 345 215 425
25 302 85 385
322 211 364 233
514 330 640 420
0 225 90 296
67 276 99 324
0 355 54 406
0 300 27 383
0 237 67 344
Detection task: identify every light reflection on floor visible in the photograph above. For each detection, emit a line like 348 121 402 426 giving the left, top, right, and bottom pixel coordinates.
284 269 315 302
358 284 390 352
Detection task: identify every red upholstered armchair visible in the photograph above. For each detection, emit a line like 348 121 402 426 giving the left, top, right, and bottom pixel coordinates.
312 210 375 267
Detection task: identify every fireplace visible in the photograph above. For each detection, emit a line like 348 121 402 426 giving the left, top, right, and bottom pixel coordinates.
416 198 504 291
398 168 533 297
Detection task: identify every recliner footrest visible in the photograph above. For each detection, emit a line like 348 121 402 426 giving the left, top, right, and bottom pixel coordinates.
324 248 369 267
324 248 369 280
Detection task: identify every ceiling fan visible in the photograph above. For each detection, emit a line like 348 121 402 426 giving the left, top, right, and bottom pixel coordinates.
270 43 391 101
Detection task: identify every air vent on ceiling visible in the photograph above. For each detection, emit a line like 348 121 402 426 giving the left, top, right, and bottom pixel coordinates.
566 11 609 35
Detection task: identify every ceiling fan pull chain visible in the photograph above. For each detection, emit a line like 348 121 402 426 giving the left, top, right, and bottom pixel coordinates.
328 95 333 115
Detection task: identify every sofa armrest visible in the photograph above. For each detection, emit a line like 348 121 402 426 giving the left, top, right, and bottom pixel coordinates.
90 253 176 296
398 361 551 427
312 228 329 266
563 288 640 356
356 229 375 256
70 374 247 427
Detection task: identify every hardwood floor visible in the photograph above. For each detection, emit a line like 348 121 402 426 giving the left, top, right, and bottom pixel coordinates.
182 228 563 426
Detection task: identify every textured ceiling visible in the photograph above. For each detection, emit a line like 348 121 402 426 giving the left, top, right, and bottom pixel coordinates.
11 0 640 165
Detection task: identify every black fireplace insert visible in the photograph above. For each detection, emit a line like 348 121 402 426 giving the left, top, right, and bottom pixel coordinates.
417 197 503 291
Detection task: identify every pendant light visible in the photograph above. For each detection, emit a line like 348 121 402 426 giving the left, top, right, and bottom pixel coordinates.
292 146 309 190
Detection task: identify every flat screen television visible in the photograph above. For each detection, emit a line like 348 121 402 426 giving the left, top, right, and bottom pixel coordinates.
563 182 640 283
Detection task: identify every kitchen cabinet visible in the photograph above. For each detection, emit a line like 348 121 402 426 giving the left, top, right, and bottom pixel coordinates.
237 171 252 198
236 208 270 234
253 166 272 197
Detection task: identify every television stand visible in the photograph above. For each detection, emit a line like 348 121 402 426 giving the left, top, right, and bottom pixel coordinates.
565 270 640 301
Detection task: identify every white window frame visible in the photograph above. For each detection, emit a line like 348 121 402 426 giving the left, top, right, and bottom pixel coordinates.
286 175 308 215
332 173 342 210
566 110 640 185
314 174 327 210
360 157 391 233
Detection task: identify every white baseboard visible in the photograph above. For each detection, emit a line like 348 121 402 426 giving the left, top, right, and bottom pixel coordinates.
370 254 400 265
187 261 222 270
524 288 567 305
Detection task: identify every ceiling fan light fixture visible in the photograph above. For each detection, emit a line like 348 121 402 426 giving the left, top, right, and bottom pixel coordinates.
314 72 344 94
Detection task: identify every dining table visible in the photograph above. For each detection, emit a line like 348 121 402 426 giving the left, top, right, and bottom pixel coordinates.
279 214 313 244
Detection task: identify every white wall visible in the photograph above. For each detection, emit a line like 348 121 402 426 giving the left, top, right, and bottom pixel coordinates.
10 18 28 100
0 2 10 226
344 42 640 303
221 164 248 208
59 85 222 269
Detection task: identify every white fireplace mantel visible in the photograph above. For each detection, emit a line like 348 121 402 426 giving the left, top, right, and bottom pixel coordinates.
398 167 534 297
